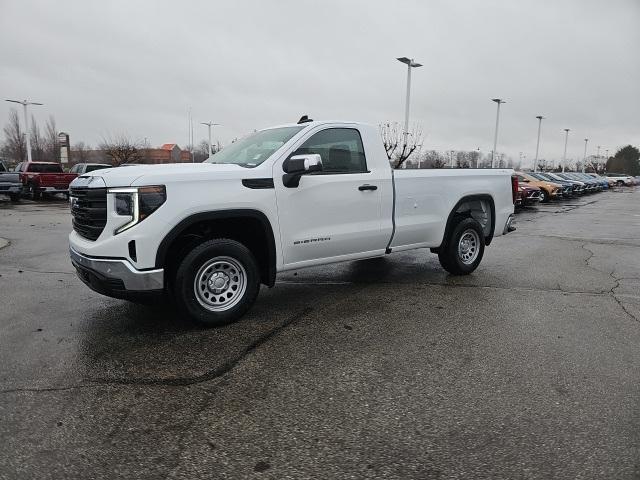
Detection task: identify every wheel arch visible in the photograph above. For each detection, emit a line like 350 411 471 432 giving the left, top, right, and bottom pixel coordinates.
155 209 277 287
433 194 496 251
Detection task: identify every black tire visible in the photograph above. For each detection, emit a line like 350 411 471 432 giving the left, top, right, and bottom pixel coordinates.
539 189 549 203
27 183 41 200
9 193 20 203
438 217 486 275
616 180 624 187
173 238 260 327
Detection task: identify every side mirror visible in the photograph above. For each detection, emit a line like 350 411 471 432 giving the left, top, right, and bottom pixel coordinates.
282 154 322 188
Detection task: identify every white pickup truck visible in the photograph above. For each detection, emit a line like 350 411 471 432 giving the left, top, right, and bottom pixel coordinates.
69 120 517 326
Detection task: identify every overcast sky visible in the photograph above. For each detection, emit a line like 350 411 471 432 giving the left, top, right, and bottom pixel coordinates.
1 0 638 166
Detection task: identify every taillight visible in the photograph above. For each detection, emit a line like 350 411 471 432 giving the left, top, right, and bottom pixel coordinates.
511 175 519 205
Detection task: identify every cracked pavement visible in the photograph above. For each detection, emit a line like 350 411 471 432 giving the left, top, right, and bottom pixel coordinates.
1 189 639 479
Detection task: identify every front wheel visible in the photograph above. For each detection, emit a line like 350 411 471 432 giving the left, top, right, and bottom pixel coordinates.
174 239 260 327
438 217 486 275
9 193 20 203
539 189 549 203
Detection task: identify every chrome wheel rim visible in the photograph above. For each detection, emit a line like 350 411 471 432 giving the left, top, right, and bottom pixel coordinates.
194 256 246 312
458 229 480 265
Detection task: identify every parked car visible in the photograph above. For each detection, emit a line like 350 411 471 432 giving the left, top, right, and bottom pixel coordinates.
515 183 542 207
573 172 604 191
16 162 78 199
0 160 22 202
70 163 112 175
605 173 634 186
585 173 610 189
534 172 579 196
557 173 599 193
516 172 563 203
69 119 517 326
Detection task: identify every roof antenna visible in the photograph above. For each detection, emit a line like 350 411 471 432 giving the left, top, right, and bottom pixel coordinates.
297 115 313 124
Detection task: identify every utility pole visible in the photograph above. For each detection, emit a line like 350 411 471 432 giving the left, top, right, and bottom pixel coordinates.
5 99 43 163
201 121 221 158
491 98 505 168
582 138 588 173
562 128 570 172
396 57 422 146
534 115 544 172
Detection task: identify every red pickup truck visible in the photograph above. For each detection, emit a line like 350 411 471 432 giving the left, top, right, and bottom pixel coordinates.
16 162 77 199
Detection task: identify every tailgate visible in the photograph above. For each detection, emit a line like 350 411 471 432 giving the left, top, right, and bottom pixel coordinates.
39 173 76 188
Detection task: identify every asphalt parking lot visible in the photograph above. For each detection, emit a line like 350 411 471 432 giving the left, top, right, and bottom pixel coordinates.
1 189 639 479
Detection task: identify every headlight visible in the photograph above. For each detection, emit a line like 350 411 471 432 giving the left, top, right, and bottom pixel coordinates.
108 185 166 234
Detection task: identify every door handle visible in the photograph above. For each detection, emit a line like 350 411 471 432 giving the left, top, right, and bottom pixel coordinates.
358 184 377 191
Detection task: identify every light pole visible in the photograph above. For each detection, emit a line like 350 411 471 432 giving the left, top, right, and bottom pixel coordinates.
5 99 43 163
582 138 588 173
561 128 570 172
491 98 505 168
201 121 220 158
396 57 422 145
534 115 544 172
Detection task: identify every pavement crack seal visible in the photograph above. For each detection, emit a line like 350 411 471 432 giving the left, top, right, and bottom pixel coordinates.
580 242 639 323
608 270 639 323
0 307 316 395
92 306 316 387
1 266 76 275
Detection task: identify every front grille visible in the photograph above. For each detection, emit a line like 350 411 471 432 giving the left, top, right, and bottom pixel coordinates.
70 186 107 241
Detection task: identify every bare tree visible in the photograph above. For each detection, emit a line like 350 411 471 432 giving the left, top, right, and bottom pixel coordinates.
30 115 45 161
456 151 471 168
2 109 26 162
469 150 480 168
99 134 143 166
419 150 446 169
44 115 60 162
194 139 210 162
379 121 424 169
71 142 91 163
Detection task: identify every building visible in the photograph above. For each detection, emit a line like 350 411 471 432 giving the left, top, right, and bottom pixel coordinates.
143 144 191 164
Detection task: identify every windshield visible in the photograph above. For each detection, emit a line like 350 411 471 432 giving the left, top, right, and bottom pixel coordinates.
205 126 305 167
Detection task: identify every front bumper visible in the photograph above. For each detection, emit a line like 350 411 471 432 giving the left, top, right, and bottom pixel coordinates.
70 247 164 299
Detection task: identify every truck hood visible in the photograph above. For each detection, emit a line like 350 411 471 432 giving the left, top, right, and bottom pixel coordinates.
75 163 252 188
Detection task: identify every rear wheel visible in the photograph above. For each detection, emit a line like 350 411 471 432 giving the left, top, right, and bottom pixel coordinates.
26 183 41 200
539 189 550 203
174 239 260 327
438 217 485 275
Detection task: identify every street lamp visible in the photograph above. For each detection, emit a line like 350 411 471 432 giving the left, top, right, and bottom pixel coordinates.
533 115 544 172
396 57 422 145
201 121 221 158
5 98 43 163
582 138 588 173
561 128 570 172
491 98 506 168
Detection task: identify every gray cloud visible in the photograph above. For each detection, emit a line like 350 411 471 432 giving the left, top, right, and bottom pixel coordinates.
1 0 638 166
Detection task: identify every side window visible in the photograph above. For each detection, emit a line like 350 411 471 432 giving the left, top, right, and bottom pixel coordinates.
70 165 78 173
293 128 367 174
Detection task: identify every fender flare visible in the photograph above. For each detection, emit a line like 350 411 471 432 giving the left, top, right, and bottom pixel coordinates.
435 194 496 250
155 209 277 287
